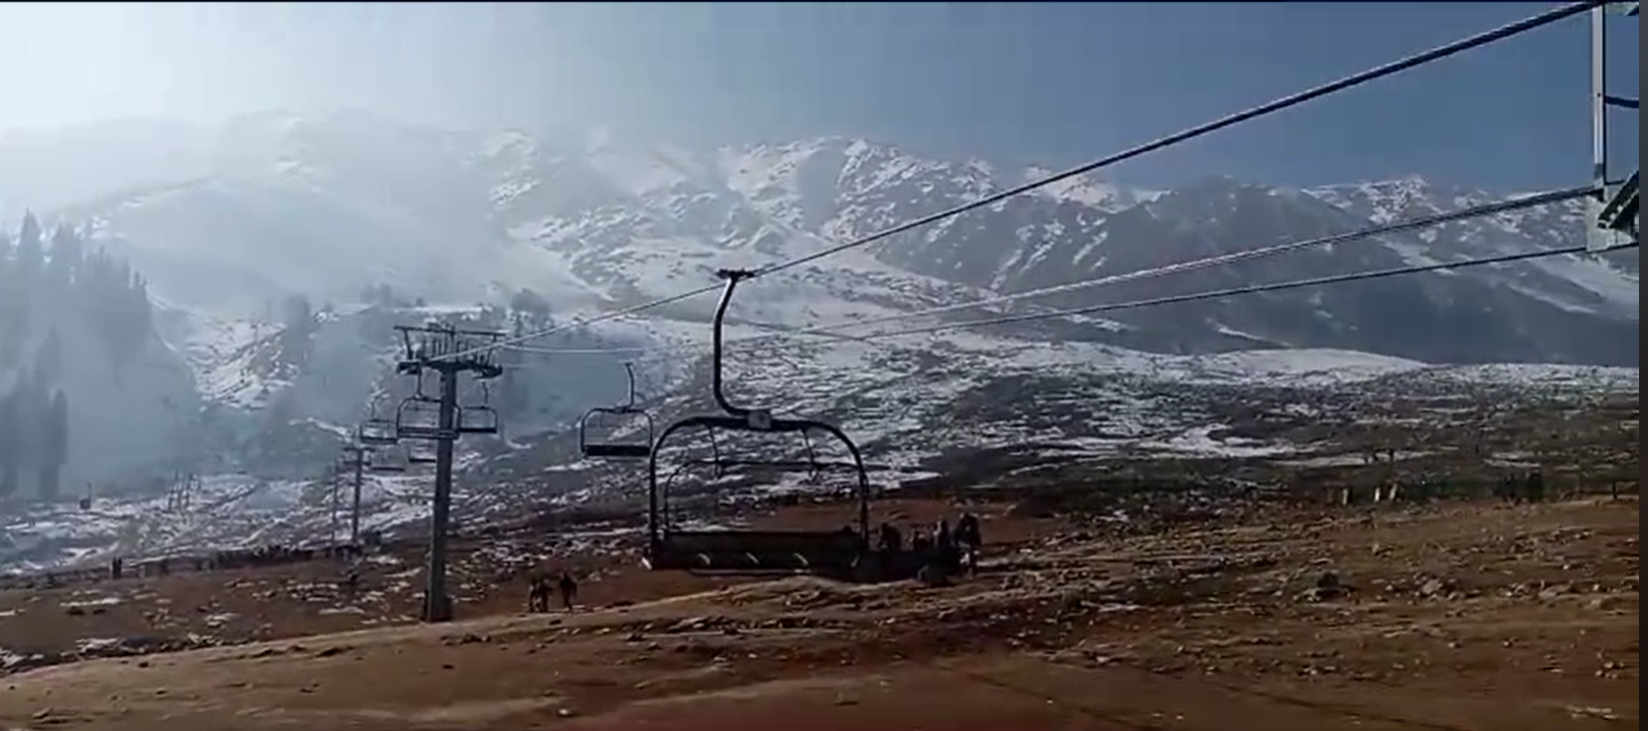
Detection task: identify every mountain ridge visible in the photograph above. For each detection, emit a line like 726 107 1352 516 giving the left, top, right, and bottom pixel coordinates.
0 112 1636 501
10 112 1635 368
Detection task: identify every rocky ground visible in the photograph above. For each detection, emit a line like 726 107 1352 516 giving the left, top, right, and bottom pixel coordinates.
0 491 1637 731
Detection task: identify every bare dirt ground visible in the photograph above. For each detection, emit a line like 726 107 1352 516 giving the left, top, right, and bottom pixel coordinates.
1 494 1637 731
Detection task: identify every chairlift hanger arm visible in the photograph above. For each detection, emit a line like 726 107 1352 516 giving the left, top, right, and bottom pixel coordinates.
710 269 759 419
623 361 639 409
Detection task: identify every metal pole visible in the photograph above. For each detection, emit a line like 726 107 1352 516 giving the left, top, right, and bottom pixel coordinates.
424 365 460 623
350 448 365 544
329 464 341 543
1592 5 1609 190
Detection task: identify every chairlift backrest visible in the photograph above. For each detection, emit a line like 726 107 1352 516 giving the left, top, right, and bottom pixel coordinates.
395 395 444 440
457 405 499 435
359 419 399 446
407 441 440 464
579 362 655 459
369 447 409 473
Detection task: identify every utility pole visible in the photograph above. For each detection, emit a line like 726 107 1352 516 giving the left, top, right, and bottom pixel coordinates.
328 460 349 544
390 323 503 623
339 444 369 544
1588 1 1639 252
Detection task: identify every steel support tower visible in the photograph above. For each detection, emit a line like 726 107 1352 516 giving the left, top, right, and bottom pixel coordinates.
339 444 370 545
1589 1 1640 251
392 323 503 623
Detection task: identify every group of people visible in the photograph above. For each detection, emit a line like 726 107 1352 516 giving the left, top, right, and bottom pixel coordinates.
106 541 338 583
875 511 985 579
526 571 579 613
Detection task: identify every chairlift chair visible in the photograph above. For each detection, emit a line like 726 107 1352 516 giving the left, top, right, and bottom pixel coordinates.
369 446 409 473
580 362 655 459
358 414 399 447
457 382 500 436
395 372 446 441
408 441 440 465
644 269 877 579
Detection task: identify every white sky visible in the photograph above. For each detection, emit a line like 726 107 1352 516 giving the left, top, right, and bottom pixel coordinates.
0 3 593 132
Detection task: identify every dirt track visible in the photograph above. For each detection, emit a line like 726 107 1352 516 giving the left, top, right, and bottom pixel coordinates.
0 496 1637 731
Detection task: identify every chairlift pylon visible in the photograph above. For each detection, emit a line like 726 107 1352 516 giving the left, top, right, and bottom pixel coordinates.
580 362 655 459
644 269 875 578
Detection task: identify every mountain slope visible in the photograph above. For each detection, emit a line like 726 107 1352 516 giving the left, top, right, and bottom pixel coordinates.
34 113 1632 364
0 113 1635 494
0 218 200 498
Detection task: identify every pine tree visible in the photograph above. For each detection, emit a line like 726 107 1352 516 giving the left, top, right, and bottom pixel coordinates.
34 325 64 385
276 294 316 374
45 224 83 289
131 273 154 341
118 269 153 359
0 387 16 499
40 389 68 503
500 312 529 416
0 225 29 367
15 212 43 284
0 231 17 368
12 369 45 491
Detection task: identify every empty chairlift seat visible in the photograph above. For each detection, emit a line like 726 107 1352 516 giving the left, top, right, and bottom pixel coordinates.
358 416 399 446
648 529 866 574
580 362 655 460
642 269 876 578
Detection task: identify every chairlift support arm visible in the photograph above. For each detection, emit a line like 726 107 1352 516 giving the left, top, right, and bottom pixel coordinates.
710 269 760 420
1589 2 1640 250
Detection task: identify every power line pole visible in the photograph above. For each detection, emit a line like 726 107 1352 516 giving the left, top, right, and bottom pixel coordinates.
391 323 503 623
1589 0 1640 252
328 461 344 544
340 444 369 544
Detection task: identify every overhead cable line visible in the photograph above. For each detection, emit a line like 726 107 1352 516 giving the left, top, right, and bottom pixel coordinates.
513 241 1636 371
504 184 1601 360
845 242 1637 342
753 0 1608 278
508 241 1635 374
439 0 1605 364
751 186 1604 340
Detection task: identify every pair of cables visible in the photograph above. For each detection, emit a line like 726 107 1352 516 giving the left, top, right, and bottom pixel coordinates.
504 185 1615 366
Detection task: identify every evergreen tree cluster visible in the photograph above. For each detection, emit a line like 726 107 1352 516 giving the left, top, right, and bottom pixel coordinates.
0 212 155 501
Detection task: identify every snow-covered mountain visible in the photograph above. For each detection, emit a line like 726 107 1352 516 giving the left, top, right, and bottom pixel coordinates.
0 111 1637 503
30 113 1627 359
4 351 1636 575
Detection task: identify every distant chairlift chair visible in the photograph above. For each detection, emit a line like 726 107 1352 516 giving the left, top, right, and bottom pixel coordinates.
404 440 440 465
369 445 410 473
644 269 875 579
395 372 447 442
579 362 655 459
358 404 400 446
457 383 501 436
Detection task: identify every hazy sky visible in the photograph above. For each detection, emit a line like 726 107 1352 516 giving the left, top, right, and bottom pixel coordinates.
0 2 1637 190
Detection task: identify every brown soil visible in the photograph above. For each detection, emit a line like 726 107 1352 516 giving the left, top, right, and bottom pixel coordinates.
1 494 1637 731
